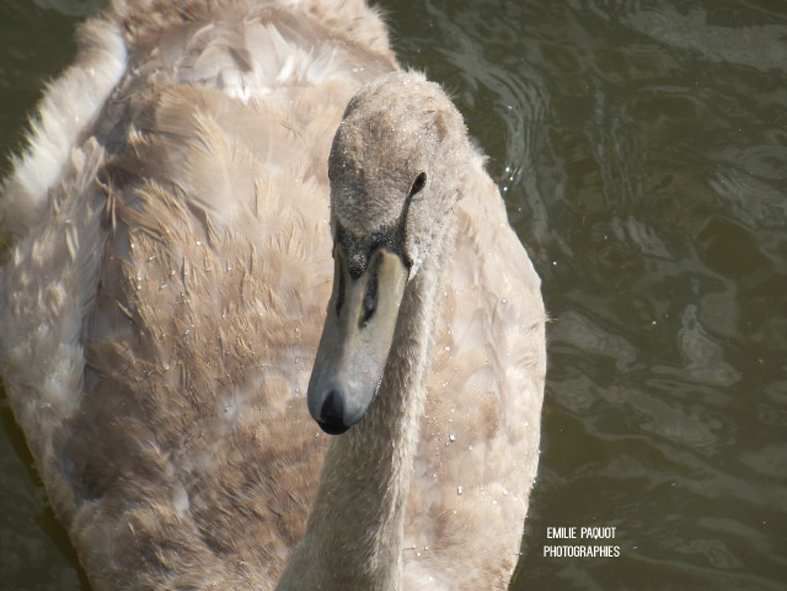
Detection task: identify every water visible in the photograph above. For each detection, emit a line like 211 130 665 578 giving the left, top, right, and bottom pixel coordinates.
1 1 786 589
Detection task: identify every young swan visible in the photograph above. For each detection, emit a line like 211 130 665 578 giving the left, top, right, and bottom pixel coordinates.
0 6 545 590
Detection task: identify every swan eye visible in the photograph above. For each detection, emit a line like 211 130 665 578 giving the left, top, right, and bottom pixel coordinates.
408 172 427 197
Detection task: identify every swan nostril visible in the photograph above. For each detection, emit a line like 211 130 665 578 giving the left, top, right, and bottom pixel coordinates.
318 390 349 435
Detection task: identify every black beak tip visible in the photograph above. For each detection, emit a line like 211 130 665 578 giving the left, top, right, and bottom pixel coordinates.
315 389 351 435
317 419 351 436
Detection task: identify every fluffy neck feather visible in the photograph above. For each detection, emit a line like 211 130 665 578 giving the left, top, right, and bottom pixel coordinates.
276 214 457 591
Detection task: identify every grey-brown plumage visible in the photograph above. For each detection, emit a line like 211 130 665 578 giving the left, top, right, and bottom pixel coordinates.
0 1 546 590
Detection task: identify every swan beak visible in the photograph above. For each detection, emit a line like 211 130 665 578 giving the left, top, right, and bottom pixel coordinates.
307 248 408 435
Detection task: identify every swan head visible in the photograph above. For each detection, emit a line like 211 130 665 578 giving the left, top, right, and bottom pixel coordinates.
308 71 472 435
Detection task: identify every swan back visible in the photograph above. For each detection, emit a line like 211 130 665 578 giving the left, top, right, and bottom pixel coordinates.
1 2 396 589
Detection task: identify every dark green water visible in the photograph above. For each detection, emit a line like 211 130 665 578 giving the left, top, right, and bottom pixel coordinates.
1 1 786 589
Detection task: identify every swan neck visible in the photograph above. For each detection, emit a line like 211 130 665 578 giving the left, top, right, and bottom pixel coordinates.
277 215 456 591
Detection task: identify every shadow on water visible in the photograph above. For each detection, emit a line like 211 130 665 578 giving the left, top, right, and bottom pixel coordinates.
1 0 786 590
1 393 91 591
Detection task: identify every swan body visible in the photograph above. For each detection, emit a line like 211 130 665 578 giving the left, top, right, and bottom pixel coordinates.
0 1 546 590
